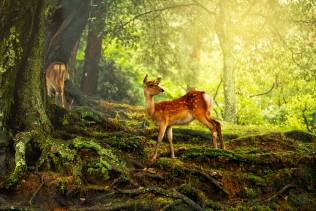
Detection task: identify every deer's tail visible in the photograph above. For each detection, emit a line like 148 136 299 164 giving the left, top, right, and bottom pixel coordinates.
202 93 214 119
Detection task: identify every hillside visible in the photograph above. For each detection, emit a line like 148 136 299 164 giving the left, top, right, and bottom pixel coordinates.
0 101 315 210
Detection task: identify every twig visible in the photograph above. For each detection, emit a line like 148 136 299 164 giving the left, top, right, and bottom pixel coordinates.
101 3 196 37
302 105 312 132
29 175 44 205
182 167 229 195
249 82 275 98
262 184 297 202
213 78 222 102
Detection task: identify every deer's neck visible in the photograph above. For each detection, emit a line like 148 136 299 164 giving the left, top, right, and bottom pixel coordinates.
144 92 155 117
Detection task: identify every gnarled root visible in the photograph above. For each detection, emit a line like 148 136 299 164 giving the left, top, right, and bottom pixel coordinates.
5 131 34 189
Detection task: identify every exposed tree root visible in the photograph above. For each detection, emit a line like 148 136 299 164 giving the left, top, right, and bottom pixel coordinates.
262 184 297 202
28 174 44 205
5 131 34 189
160 199 183 211
92 186 203 210
71 200 154 211
181 167 229 195
171 188 203 211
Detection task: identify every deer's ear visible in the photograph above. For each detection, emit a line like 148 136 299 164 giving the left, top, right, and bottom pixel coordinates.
143 74 148 84
155 77 162 84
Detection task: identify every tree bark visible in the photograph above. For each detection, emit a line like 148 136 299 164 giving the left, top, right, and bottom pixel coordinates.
81 0 106 96
0 0 51 133
0 0 51 180
45 0 90 67
68 38 80 83
215 1 236 123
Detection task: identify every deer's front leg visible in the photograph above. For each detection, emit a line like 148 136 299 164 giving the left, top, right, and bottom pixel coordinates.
151 123 167 161
61 91 65 108
167 126 175 158
55 92 60 106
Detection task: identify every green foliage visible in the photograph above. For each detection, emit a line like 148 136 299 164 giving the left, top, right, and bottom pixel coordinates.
102 132 145 153
73 0 315 131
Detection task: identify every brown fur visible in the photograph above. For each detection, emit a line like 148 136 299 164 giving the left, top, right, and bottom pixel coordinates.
46 62 67 107
143 75 224 161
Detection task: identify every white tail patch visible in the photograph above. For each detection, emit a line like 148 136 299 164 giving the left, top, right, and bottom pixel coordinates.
203 93 213 118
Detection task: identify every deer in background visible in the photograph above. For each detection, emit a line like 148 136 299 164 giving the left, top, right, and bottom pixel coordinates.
46 62 68 108
143 75 224 161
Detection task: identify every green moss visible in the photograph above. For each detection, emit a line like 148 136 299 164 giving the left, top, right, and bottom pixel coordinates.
243 187 257 199
177 184 208 207
101 132 145 153
234 146 266 155
72 137 128 179
288 191 316 209
180 147 242 161
5 131 32 188
157 157 184 169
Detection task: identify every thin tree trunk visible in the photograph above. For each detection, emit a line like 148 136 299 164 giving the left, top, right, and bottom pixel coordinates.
81 0 106 96
215 1 236 123
68 38 80 83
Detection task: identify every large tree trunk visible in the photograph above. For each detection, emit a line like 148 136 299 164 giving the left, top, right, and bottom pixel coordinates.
0 0 51 182
0 0 51 132
215 1 236 123
81 0 106 96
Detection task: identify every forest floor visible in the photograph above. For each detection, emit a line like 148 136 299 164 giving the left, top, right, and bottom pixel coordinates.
0 100 316 210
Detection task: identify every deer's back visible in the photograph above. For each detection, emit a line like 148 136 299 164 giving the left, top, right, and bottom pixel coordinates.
155 91 208 115
46 62 67 88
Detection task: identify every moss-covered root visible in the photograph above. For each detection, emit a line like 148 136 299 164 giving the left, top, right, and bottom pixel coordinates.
72 137 128 179
94 187 203 211
5 131 33 189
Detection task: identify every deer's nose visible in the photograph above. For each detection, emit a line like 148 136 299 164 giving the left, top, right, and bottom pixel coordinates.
161 88 164 92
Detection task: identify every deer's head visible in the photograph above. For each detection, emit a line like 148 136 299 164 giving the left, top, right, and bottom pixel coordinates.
143 74 164 96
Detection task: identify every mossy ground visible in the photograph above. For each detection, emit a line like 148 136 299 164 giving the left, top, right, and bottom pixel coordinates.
0 100 315 210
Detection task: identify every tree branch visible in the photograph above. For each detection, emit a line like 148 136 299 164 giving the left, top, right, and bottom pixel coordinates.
213 78 222 101
249 82 275 98
262 184 297 202
191 0 216 16
302 105 312 132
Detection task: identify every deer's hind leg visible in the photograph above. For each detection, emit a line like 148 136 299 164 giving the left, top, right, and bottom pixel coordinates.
167 126 175 158
195 114 218 148
209 118 224 149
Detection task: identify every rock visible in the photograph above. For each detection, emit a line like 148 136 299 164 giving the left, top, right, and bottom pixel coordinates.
284 130 316 143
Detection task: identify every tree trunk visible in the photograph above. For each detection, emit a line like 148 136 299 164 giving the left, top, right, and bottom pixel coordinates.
45 0 90 67
215 1 236 123
0 0 51 180
221 40 236 123
0 0 51 133
68 38 80 83
81 0 106 96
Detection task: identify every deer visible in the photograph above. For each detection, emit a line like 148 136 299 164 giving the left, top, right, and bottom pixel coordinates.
45 62 68 108
143 75 224 161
